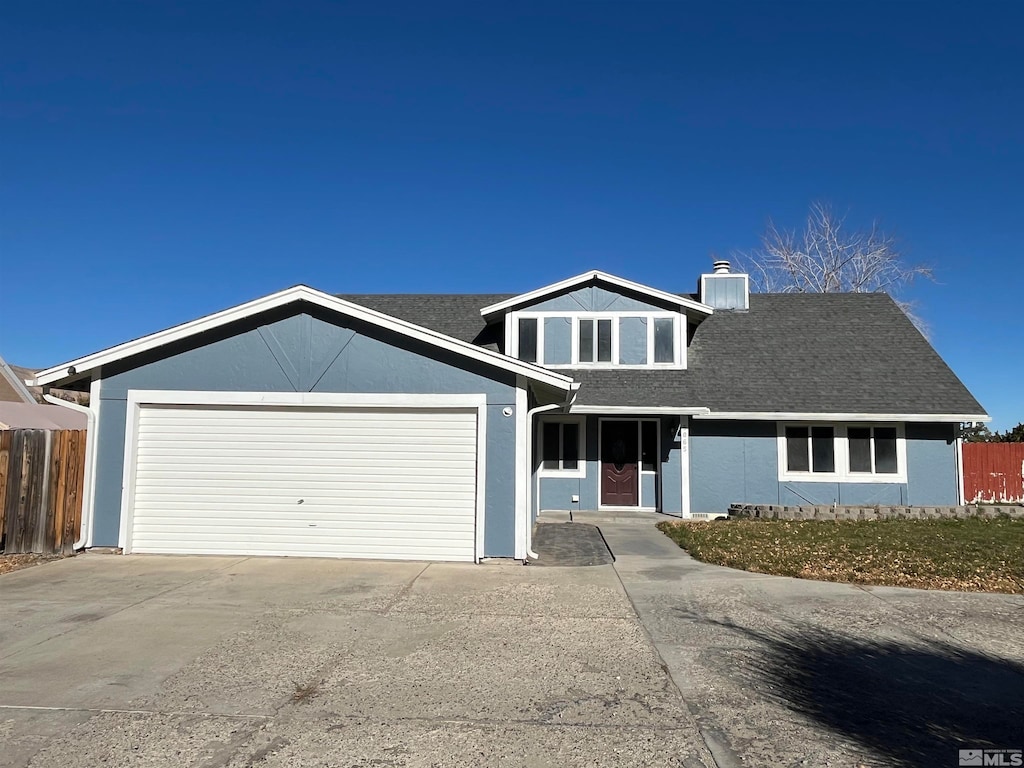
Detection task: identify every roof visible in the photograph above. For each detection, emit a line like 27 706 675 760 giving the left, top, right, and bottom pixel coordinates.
0 402 87 430
689 293 986 417
341 291 986 419
0 356 36 404
477 270 713 319
32 286 574 392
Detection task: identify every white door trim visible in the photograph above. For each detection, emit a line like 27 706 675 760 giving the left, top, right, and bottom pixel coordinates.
597 417 660 511
118 390 488 560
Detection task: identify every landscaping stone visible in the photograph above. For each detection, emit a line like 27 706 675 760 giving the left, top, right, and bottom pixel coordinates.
727 503 1024 521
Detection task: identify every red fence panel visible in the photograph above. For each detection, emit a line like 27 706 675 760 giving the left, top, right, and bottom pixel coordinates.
963 443 1024 504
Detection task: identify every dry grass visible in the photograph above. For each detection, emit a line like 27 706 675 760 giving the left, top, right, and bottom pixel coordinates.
0 553 67 575
658 518 1024 594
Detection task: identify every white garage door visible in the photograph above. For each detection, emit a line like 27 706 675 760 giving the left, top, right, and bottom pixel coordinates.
127 404 480 561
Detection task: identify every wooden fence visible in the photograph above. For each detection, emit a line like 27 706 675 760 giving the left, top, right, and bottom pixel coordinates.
0 429 87 554
964 442 1024 504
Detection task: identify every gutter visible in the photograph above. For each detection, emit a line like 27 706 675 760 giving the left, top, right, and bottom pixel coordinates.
43 394 96 550
524 383 580 561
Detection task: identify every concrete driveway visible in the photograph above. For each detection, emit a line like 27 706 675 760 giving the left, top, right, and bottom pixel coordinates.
4 532 1023 768
602 523 1024 768
0 554 714 768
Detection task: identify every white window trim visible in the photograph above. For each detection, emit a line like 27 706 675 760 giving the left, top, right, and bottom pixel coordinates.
537 416 586 478
777 422 908 484
597 417 661 511
507 310 686 370
573 315 618 367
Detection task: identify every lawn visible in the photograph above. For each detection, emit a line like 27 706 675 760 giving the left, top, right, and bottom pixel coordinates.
657 518 1024 594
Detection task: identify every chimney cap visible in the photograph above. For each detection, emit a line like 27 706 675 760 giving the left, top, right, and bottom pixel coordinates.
712 259 731 274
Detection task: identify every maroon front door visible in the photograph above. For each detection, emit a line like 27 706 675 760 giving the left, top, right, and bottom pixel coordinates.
601 420 639 506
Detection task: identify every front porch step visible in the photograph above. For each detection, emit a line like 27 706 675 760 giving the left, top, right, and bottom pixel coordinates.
541 509 683 524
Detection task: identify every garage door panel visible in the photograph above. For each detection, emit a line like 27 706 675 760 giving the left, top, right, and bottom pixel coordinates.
129 403 480 561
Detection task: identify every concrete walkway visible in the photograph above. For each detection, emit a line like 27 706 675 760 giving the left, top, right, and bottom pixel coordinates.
600 522 1024 768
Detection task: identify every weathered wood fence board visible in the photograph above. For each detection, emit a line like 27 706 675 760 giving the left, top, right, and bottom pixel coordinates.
0 429 86 554
964 442 1024 504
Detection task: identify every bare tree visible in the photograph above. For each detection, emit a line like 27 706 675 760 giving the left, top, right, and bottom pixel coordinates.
732 203 934 332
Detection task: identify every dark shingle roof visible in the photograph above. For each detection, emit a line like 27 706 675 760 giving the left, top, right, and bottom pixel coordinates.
339 294 513 351
690 294 984 415
338 292 985 416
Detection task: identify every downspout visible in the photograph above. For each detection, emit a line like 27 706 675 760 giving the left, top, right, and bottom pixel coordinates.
524 383 580 561
43 394 96 550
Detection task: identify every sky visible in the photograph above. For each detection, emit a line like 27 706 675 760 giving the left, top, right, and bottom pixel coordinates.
1 1 1021 429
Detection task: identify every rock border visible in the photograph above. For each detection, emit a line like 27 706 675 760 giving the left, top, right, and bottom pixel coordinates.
727 503 1024 521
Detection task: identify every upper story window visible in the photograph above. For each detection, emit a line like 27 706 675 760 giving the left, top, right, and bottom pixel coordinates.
518 318 538 363
578 318 613 363
778 423 906 482
508 311 684 369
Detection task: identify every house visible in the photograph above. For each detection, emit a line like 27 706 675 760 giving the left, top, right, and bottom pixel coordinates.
0 355 87 430
32 264 987 562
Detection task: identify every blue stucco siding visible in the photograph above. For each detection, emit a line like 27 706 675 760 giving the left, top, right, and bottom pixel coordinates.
91 307 521 556
906 423 958 505
536 415 680 513
543 317 572 364
689 421 779 513
618 317 647 364
661 419 683 514
690 420 959 512
779 483 906 506
524 285 677 313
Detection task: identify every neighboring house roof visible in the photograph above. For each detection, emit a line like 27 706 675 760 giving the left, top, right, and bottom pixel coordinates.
341 291 986 419
477 270 713 320
0 402 87 430
32 285 575 393
0 355 36 403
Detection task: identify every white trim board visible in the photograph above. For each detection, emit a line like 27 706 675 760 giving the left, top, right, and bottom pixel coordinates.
118 390 489 561
571 405 710 415
480 270 713 319
33 285 575 392
695 411 990 423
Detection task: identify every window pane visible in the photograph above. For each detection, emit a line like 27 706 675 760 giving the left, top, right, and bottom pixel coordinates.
519 318 537 363
542 422 560 469
578 320 594 362
848 427 872 472
597 319 613 362
641 421 658 472
654 318 674 363
811 426 835 473
874 428 898 473
562 423 579 470
785 426 809 472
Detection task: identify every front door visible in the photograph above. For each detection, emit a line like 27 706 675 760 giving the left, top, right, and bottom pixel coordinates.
601 420 639 506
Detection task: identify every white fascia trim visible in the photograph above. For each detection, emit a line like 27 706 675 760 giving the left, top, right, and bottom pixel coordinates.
121 390 489 408
479 270 713 319
32 285 575 392
571 405 711 415
695 411 991 423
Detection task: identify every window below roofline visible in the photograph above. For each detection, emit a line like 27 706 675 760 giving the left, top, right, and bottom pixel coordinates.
506 309 687 369
538 416 587 478
776 422 908 483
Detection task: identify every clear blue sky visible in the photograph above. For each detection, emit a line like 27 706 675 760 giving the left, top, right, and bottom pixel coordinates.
1 1 1020 428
